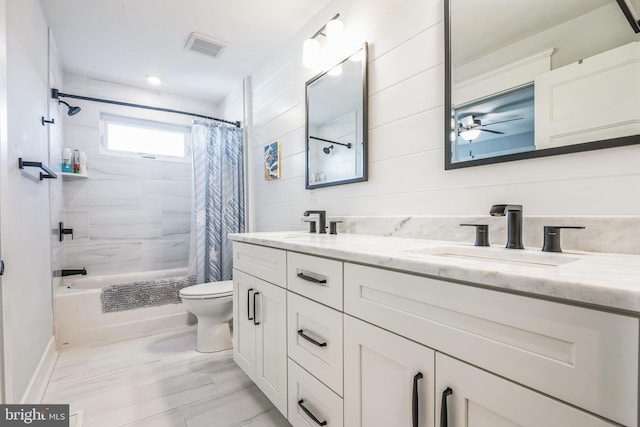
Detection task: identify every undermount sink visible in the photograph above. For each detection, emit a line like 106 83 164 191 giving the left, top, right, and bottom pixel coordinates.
402 245 581 267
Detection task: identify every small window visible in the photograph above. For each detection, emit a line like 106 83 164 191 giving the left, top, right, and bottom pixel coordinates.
100 113 191 161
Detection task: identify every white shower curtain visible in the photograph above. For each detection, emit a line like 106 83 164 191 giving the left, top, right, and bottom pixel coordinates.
188 120 245 283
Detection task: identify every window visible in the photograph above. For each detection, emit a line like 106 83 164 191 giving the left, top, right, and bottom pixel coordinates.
100 113 191 161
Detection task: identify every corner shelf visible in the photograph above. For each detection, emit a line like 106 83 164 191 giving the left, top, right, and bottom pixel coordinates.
60 172 90 180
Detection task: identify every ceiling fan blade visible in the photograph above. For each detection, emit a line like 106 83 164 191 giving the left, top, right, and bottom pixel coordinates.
480 117 524 127
479 129 504 134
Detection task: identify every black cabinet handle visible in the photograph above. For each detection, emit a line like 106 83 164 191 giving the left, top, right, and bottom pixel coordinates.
297 329 327 347
412 372 423 427
298 399 327 426
297 272 327 284
440 387 453 427
253 291 260 326
247 288 254 321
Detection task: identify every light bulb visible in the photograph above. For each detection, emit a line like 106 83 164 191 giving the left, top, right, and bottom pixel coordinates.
459 129 481 142
303 38 320 68
326 19 345 59
147 76 162 85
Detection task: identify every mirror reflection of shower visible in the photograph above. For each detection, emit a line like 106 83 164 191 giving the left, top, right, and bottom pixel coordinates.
59 99 82 116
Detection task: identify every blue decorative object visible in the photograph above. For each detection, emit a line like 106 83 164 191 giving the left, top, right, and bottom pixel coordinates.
264 141 281 180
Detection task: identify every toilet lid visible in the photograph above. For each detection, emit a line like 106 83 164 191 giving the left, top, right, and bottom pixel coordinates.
180 280 233 298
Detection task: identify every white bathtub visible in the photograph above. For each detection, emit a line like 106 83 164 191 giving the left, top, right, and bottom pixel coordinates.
55 268 195 350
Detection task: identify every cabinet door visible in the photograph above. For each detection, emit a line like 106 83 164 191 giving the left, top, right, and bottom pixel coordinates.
344 315 435 427
255 278 288 417
435 353 617 427
233 269 256 380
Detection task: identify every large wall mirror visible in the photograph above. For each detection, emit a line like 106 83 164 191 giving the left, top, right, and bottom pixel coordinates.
445 0 640 169
306 43 368 189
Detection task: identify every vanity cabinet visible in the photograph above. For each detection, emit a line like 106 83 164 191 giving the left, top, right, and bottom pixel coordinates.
435 354 616 427
344 315 435 427
230 239 639 427
232 243 288 416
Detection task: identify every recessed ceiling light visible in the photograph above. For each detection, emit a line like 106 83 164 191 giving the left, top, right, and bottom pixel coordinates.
147 76 162 85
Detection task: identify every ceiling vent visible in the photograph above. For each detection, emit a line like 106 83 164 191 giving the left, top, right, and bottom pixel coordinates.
185 32 226 58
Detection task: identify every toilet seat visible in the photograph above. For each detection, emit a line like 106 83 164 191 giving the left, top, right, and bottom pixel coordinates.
179 280 233 299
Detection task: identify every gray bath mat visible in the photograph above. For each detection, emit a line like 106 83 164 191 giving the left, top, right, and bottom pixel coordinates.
101 275 196 313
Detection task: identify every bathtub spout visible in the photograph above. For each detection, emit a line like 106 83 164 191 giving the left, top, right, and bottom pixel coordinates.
60 268 87 277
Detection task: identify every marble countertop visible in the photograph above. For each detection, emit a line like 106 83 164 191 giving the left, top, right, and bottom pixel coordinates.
229 231 640 314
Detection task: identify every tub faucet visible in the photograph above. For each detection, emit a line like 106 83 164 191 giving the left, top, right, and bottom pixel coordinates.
490 204 524 249
303 210 327 233
60 268 87 277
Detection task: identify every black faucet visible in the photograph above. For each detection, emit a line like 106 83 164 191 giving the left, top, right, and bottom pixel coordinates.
489 204 524 249
60 268 87 277
303 210 327 234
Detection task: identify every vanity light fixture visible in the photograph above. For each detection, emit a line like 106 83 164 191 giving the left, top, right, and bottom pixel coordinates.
302 13 344 69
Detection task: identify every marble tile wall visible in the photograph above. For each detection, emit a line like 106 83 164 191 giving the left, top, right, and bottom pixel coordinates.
327 215 640 255
60 76 215 277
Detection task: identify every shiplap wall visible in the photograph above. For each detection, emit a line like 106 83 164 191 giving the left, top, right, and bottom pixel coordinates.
244 0 640 232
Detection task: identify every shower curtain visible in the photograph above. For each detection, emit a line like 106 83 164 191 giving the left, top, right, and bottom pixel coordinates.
189 120 245 284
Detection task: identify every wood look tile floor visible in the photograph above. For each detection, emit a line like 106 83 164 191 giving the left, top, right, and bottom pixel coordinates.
42 328 291 427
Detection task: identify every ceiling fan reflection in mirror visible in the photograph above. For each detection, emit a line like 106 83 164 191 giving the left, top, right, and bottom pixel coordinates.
457 115 524 142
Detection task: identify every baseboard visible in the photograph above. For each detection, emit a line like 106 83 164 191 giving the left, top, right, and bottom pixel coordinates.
20 336 58 403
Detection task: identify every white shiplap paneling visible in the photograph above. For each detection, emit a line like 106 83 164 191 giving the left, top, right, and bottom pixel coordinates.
242 0 640 231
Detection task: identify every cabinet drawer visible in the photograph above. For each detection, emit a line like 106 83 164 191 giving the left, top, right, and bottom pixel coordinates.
288 358 343 427
233 242 286 287
288 292 343 395
344 263 639 427
287 252 343 310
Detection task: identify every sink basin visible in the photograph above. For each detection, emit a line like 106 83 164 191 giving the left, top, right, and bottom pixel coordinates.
402 245 580 267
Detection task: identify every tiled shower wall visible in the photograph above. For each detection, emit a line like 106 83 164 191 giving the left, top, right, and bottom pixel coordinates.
62 75 220 277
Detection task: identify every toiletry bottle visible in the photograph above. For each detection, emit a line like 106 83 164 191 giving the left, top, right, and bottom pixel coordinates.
73 149 80 173
79 151 87 175
62 148 72 173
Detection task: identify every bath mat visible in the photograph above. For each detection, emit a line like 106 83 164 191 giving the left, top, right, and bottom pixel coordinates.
101 275 196 313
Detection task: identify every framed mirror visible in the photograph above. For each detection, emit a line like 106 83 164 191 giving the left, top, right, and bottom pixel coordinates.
306 43 368 189
445 0 640 169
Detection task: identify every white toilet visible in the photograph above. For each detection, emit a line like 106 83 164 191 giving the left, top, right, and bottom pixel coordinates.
179 281 234 353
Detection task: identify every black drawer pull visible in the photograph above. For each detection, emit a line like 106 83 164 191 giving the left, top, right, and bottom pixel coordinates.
297 329 327 347
253 291 260 326
297 272 327 284
298 399 327 426
412 372 423 427
247 288 254 321
440 387 453 427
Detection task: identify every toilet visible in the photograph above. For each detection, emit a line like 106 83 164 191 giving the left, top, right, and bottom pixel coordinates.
179 281 234 353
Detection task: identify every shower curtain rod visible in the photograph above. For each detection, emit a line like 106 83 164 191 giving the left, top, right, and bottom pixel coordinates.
51 88 241 128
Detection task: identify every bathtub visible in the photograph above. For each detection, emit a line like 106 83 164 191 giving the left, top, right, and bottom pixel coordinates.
55 268 195 350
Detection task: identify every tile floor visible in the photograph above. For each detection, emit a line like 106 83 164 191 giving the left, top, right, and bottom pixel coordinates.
42 328 291 427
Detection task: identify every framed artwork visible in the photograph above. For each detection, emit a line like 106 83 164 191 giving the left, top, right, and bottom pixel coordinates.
264 141 281 180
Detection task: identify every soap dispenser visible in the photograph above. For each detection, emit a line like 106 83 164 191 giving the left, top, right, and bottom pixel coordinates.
61 148 72 172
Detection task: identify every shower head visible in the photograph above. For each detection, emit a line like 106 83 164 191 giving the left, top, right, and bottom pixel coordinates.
59 100 81 116
323 145 334 155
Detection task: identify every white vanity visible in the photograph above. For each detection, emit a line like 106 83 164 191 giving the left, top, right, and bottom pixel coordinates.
229 232 640 427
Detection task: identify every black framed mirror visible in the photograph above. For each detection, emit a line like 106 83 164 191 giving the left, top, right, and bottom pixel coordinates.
445 0 640 169
305 43 368 189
